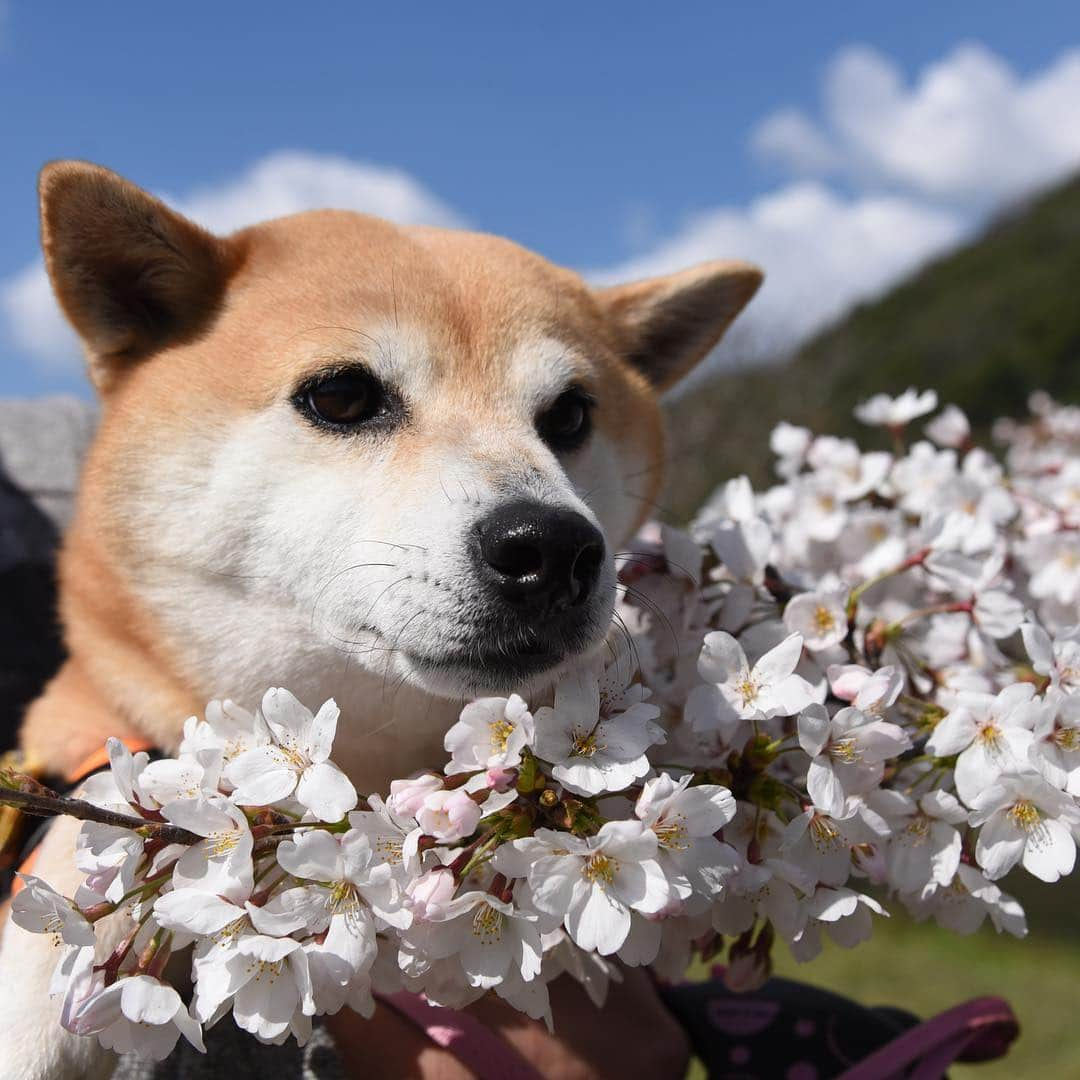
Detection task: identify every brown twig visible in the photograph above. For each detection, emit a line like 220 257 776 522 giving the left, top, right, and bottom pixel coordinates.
0 789 201 846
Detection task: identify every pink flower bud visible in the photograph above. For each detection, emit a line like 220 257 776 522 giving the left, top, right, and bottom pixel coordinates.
387 774 443 818
485 766 518 792
723 947 771 993
826 663 870 702
417 789 482 843
724 925 774 993
406 868 457 920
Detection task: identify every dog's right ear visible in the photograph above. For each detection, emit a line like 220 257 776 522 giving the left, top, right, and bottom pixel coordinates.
39 161 236 388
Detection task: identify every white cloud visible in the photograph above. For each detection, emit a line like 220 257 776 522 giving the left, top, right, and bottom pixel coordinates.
1 151 464 372
596 42 1080 379
752 108 839 175
2 262 80 373
755 43 1080 207
175 151 463 234
594 182 963 370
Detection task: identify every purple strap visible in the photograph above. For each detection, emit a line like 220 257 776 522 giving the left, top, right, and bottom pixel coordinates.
837 996 1019 1080
378 990 545 1080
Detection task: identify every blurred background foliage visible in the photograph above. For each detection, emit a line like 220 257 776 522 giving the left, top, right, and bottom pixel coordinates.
661 173 1080 520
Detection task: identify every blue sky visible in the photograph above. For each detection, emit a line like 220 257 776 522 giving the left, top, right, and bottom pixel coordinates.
3 2 1080 397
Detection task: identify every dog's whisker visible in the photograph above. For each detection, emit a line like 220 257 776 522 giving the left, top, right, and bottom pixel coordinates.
614 581 681 659
613 550 700 582
346 538 429 553
309 562 402 635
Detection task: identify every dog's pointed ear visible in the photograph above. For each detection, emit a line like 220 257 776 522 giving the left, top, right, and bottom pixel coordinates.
39 160 235 387
594 260 763 392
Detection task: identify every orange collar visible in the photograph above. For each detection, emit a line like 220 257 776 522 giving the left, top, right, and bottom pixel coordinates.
63 737 156 785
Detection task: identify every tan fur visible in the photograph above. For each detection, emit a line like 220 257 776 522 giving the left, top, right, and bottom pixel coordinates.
4 161 761 1077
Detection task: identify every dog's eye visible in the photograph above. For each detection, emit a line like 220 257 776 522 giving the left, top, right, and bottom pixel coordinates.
303 370 384 428
537 388 594 452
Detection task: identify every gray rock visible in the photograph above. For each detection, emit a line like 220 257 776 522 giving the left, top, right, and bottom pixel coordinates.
0 396 96 536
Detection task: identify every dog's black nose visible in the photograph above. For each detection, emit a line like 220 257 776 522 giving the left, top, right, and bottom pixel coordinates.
475 501 605 612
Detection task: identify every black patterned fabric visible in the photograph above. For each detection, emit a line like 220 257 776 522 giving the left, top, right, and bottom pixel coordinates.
660 976 919 1080
0 397 95 750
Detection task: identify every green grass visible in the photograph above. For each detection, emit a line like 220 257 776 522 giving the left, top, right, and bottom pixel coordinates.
685 872 1080 1077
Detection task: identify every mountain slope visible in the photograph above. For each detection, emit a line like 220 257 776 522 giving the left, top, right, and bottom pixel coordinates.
661 174 1080 518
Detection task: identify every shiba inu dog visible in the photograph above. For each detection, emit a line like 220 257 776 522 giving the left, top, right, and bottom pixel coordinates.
0 161 761 1079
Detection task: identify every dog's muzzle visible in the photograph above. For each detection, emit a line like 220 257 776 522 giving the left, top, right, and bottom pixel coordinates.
472 500 605 616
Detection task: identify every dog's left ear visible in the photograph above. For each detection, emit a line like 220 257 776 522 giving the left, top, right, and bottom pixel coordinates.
595 260 763 392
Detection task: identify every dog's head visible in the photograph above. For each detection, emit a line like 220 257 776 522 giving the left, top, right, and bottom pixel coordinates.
40 162 760 708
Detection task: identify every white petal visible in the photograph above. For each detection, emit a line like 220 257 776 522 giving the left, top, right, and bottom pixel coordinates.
798 704 831 757
307 699 341 763
754 632 804 683
1021 623 1055 674
925 709 977 757
296 761 358 822
161 795 237 837
154 890 241 935
226 746 299 805
697 631 746 684
974 814 1026 880
261 687 314 745
276 829 343 881
119 976 182 1026
807 760 846 818
762 673 816 717
566 883 630 955
1021 818 1076 883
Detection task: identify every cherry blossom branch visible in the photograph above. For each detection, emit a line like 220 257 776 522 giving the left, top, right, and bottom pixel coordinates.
887 599 974 635
0 786 201 846
846 547 931 619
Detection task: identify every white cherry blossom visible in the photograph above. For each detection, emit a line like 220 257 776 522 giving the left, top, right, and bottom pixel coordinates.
799 703 911 816
64 975 205 1060
633 773 738 898
226 689 357 822
493 822 669 956
177 698 265 780
1028 688 1080 795
532 661 664 796
162 794 254 900
783 587 849 651
693 631 814 732
926 684 1040 805
1022 622 1080 693
789 888 886 962
882 790 966 896
403 889 545 989
11 875 96 946
904 863 1027 937
855 387 938 427
925 404 971 448
969 773 1080 882
444 694 534 774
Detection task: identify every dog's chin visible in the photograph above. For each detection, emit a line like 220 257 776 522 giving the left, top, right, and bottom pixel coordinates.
393 628 606 700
